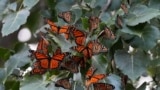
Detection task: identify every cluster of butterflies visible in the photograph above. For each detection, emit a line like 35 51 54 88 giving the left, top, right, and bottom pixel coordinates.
29 11 116 90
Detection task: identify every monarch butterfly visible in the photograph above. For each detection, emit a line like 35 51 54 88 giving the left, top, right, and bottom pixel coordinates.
72 29 86 46
71 56 85 68
85 67 108 87
46 19 72 39
60 55 85 73
89 16 100 31
60 60 79 73
58 11 72 23
39 48 69 69
98 27 115 40
50 48 70 69
85 74 107 87
92 40 108 54
86 67 97 79
115 15 123 29
30 61 47 75
120 3 128 14
71 41 93 59
29 36 50 61
55 78 71 89
71 40 107 59
93 83 115 90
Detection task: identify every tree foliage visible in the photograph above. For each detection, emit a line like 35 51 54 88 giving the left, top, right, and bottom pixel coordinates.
0 0 160 90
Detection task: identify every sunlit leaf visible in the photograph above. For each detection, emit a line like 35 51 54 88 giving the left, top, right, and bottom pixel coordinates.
114 50 150 81
23 0 39 10
2 9 30 36
125 5 160 26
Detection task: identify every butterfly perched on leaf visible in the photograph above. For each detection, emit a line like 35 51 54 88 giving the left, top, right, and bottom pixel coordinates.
60 55 85 73
71 40 107 59
29 36 50 60
58 11 72 23
30 61 47 75
85 67 108 87
93 83 115 90
46 19 73 40
55 78 72 89
88 16 100 31
98 27 115 40
39 47 70 69
72 29 87 46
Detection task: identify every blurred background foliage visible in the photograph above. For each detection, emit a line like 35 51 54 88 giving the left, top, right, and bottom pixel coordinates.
0 0 160 90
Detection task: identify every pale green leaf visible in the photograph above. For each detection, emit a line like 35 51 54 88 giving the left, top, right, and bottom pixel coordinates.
125 5 160 26
7 2 17 11
20 77 48 90
0 69 6 84
4 46 30 82
2 9 30 36
114 50 150 81
0 0 7 20
23 0 39 10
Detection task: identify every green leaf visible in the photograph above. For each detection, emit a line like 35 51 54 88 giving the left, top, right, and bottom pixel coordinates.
55 0 75 12
91 54 108 74
5 80 20 90
107 74 121 90
81 17 89 30
0 47 10 61
23 0 39 10
114 50 150 81
140 25 160 50
50 34 75 52
108 0 121 11
0 0 7 20
7 2 17 11
0 84 4 90
71 8 82 24
125 5 160 26
121 25 160 50
149 0 160 9
20 77 48 90
0 68 6 84
2 9 30 36
4 46 30 83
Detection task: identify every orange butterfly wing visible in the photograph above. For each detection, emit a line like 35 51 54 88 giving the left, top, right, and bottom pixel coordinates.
46 19 59 33
85 74 106 87
72 56 85 68
50 48 68 69
31 61 47 75
60 60 79 73
46 19 71 39
93 83 115 90
86 67 97 79
71 41 93 59
72 29 86 46
29 37 50 60
89 16 100 31
55 78 71 89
